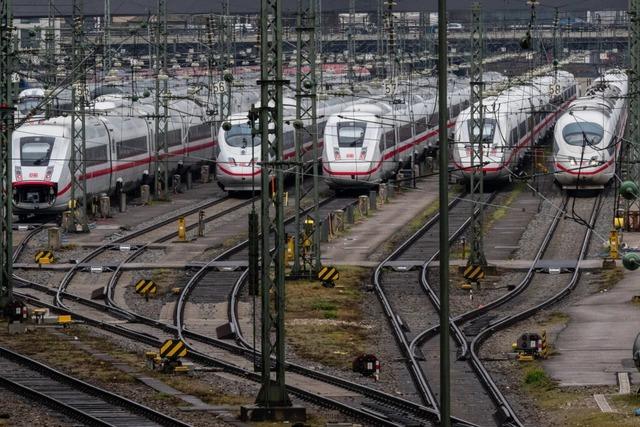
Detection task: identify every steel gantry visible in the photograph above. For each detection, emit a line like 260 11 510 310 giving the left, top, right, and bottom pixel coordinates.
467 2 488 271
626 0 640 194
292 0 321 277
154 0 169 199
69 0 90 232
0 0 14 309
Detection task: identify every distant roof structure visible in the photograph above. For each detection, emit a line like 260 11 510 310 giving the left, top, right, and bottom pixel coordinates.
14 0 630 17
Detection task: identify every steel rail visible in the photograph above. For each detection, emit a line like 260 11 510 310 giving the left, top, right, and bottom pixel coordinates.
468 194 603 423
0 345 190 427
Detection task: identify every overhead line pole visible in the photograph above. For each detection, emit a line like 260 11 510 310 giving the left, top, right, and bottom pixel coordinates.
240 0 304 422
154 0 169 200
69 0 90 233
437 0 451 425
293 0 320 277
0 0 14 310
467 2 487 272
104 0 112 73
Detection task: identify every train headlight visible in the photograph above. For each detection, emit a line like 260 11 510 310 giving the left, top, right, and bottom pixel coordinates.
569 157 577 167
333 148 341 160
45 166 54 181
359 147 367 160
228 157 237 166
589 156 600 167
14 166 22 182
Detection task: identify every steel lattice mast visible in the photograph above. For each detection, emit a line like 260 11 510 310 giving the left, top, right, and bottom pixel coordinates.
347 0 355 88
627 0 640 194
292 0 320 277
154 0 169 199
0 0 14 309
467 2 487 269
45 0 56 101
69 0 89 232
103 0 112 73
256 0 290 409
219 0 233 121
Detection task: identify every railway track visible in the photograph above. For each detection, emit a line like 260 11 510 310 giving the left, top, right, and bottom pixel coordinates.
0 345 188 427
370 191 499 426
12 195 430 426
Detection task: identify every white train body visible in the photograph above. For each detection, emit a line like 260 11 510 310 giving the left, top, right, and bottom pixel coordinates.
215 97 354 191
12 96 214 214
453 71 578 181
322 77 477 187
553 70 628 189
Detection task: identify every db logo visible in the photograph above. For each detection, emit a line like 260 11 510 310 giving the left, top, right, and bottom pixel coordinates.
29 173 39 178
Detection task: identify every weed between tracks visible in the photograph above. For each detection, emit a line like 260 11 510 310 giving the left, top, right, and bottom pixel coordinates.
285 266 371 369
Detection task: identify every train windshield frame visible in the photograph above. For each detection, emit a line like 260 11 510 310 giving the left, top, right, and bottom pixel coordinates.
225 122 260 148
17 97 42 115
562 122 604 146
467 118 496 144
337 121 367 148
20 136 55 166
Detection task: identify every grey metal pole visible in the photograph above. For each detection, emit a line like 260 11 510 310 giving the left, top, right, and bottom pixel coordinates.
437 0 451 425
0 0 14 309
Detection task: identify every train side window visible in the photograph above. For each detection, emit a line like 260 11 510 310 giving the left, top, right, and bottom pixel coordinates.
518 121 527 140
428 112 438 127
399 123 413 142
415 117 428 134
162 129 182 147
385 129 396 150
378 133 385 153
86 145 108 167
283 130 295 151
510 127 518 146
188 123 211 142
117 136 147 158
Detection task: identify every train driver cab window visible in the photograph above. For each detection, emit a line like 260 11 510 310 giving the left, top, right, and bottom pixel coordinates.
562 122 604 146
337 121 367 148
20 136 55 166
225 122 260 148
467 118 496 144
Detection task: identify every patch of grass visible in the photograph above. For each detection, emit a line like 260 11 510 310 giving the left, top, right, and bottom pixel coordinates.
285 266 370 368
589 268 625 293
484 182 526 232
524 367 554 387
163 376 250 406
542 311 570 325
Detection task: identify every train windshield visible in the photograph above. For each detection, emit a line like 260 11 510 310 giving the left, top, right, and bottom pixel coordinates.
337 121 367 148
467 118 496 143
17 97 42 115
225 122 260 148
562 122 604 146
20 136 55 166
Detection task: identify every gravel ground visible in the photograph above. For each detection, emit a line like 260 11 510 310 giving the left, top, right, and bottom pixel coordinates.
0 388 73 426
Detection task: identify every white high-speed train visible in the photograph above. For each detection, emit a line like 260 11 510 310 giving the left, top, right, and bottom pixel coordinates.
215 95 364 192
321 75 506 187
452 70 578 181
553 70 628 189
12 95 214 217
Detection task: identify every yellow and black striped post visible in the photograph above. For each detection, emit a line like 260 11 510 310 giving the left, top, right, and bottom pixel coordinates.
135 279 157 297
540 329 548 359
463 264 485 282
34 250 54 264
317 266 339 287
159 339 188 360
